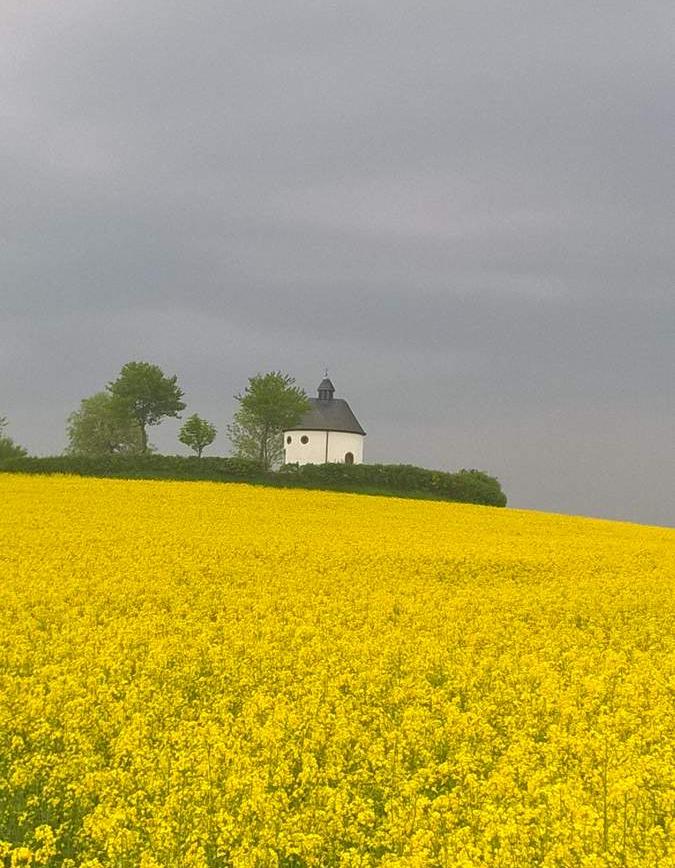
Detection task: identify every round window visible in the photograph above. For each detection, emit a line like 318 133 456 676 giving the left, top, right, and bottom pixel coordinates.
300 435 309 444
286 436 292 444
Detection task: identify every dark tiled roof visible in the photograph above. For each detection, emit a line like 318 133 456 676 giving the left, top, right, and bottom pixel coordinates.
286 398 366 435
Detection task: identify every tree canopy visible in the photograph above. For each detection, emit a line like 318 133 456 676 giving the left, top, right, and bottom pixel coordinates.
66 392 145 455
0 416 27 460
227 372 309 469
108 361 185 453
178 414 217 458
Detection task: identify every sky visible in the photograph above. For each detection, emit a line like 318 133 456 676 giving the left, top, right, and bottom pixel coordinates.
2 0 673 526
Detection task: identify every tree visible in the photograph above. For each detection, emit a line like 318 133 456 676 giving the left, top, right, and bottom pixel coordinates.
178 414 217 457
227 371 309 469
66 392 145 455
0 416 27 460
108 361 185 453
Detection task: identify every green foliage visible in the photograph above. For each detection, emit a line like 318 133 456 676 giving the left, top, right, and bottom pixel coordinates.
108 361 186 453
178 414 217 457
66 392 145 455
279 463 507 506
0 454 506 507
0 438 24 460
0 416 27 460
228 372 309 469
0 454 262 480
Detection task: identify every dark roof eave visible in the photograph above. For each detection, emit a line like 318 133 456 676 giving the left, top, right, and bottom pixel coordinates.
284 425 367 435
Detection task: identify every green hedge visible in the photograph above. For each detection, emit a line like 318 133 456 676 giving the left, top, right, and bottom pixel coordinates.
279 462 507 506
0 455 506 507
0 454 262 480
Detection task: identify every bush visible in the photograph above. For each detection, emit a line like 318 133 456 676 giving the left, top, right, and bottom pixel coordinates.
288 463 507 506
0 454 506 507
0 438 27 460
0 454 263 481
0 416 27 460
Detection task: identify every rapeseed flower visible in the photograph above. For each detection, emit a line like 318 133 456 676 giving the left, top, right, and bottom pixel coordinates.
0 474 672 866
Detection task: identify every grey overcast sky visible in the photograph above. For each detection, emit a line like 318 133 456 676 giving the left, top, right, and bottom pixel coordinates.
2 1 673 526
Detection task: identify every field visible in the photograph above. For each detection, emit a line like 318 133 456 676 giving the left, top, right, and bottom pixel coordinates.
0 474 673 867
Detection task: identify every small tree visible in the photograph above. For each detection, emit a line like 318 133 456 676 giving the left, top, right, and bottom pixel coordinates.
227 371 309 469
0 416 27 460
66 392 145 455
108 361 185 453
178 414 217 457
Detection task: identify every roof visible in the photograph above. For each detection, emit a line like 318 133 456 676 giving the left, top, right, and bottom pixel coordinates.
285 397 366 435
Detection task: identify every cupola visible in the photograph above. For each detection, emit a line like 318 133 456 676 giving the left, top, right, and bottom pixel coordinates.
317 377 335 401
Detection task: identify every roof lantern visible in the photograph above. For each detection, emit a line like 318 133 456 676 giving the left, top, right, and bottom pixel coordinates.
317 376 335 401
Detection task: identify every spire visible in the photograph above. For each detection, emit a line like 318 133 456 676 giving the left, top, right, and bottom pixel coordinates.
317 374 335 401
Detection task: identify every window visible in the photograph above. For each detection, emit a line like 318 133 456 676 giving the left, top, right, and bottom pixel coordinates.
345 452 354 464
300 435 309 444
286 436 292 444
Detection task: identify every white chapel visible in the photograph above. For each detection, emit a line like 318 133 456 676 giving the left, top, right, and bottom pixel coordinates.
283 376 366 466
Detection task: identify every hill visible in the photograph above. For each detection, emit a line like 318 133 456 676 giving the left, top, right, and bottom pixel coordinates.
0 474 672 866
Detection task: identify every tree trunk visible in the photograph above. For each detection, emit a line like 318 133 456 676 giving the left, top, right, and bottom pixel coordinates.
259 425 269 469
140 424 148 454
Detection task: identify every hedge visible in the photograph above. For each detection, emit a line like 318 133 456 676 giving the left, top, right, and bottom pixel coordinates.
0 454 262 480
0 455 506 507
279 462 507 506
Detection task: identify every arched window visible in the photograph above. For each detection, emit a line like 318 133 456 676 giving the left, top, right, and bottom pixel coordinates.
344 452 354 464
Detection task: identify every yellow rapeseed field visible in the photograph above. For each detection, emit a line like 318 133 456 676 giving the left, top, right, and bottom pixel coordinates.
0 473 673 868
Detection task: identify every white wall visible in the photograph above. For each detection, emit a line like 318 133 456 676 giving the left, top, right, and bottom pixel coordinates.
283 430 365 465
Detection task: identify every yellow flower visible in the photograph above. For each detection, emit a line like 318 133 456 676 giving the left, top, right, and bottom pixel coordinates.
0 473 672 865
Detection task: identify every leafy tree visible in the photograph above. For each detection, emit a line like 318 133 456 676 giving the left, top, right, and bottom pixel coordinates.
0 416 27 460
178 414 217 457
66 392 145 455
227 371 309 469
108 361 185 453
